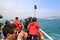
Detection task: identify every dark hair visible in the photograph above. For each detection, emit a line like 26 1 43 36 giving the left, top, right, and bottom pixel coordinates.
2 24 16 37
15 17 18 20
32 17 37 22
0 23 1 27
28 17 32 22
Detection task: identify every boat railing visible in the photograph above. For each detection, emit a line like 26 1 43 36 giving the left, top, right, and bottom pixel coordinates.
40 29 53 40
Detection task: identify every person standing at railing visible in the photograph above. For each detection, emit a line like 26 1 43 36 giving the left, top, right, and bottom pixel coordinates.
27 17 40 40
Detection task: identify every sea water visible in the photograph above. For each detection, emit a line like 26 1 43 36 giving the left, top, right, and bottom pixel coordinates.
37 19 60 40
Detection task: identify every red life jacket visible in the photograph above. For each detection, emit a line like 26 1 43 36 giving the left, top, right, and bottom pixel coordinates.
27 22 40 35
14 20 21 29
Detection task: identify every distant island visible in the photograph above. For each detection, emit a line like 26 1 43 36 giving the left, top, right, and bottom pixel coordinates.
41 16 60 19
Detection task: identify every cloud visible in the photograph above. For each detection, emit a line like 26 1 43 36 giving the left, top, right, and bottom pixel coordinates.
0 2 34 19
0 0 60 19
0 2 60 19
36 8 60 18
35 8 51 18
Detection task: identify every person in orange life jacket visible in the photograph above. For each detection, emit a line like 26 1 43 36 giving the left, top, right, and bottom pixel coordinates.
27 17 40 40
13 17 22 31
13 17 28 40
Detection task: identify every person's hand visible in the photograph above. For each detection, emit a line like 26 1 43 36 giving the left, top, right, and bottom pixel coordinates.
17 31 24 40
23 32 28 38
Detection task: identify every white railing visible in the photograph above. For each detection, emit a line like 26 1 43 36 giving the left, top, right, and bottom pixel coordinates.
40 29 53 40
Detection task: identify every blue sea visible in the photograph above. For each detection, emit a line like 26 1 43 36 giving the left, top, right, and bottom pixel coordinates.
0 19 60 40
37 19 60 40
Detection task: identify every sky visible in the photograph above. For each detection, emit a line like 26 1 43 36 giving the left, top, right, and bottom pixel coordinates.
0 0 60 19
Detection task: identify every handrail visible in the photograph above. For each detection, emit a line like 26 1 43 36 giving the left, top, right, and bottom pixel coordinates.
40 29 53 40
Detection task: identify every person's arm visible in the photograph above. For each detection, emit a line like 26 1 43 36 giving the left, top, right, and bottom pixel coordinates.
27 23 30 30
36 22 40 29
17 31 24 40
36 22 40 33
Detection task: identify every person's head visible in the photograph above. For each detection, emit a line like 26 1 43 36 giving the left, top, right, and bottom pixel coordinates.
28 17 32 22
15 17 18 20
3 24 17 40
32 17 37 22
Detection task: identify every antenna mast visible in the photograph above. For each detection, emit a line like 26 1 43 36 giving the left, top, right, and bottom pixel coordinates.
34 5 37 17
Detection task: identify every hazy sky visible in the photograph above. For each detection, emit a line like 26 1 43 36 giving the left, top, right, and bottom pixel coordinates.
0 0 60 19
